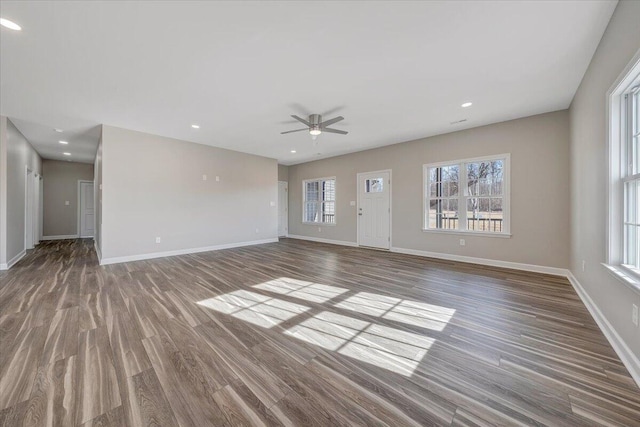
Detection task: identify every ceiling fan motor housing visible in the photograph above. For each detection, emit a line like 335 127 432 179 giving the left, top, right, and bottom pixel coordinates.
309 114 322 133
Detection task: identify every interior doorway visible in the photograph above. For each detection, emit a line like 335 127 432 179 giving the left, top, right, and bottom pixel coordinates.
278 181 288 237
78 180 95 238
25 168 34 249
357 170 391 249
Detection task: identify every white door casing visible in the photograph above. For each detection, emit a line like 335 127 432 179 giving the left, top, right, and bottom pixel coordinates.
25 168 34 250
32 173 40 246
79 180 95 238
278 181 288 237
357 170 391 249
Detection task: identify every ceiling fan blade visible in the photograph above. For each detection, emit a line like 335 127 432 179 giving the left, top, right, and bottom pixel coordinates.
320 116 344 128
291 115 311 126
281 128 308 134
322 128 348 135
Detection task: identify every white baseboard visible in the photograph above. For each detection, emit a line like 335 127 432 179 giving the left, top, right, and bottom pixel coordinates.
0 249 26 270
390 246 569 277
567 272 640 387
99 238 279 265
287 234 358 247
41 234 79 241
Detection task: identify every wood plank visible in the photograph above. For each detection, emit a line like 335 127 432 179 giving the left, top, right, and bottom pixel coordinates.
75 327 122 424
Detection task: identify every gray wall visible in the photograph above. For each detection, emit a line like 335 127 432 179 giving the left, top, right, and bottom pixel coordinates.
0 117 42 266
289 110 570 269
278 164 289 182
42 160 94 237
94 133 102 257
569 0 640 357
100 125 278 261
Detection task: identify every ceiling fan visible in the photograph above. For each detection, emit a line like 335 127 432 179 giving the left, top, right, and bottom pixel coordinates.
281 114 348 140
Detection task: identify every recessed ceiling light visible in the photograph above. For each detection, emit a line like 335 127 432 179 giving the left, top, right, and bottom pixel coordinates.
0 18 22 31
191 124 200 129
54 128 63 133
291 150 296 153
461 102 473 108
63 152 71 156
59 140 68 145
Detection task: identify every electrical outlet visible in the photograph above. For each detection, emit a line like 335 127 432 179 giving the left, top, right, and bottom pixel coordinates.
65 200 69 206
270 201 275 207
582 260 586 272
460 239 465 246
202 174 207 181
215 176 220 182
155 237 161 244
633 304 638 327
255 228 259 234
318 227 322 232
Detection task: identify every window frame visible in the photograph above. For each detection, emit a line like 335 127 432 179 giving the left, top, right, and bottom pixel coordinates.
422 154 511 237
302 176 337 225
605 52 640 293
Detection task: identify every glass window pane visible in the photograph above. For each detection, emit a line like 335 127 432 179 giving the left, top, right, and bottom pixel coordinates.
429 168 438 183
429 183 440 198
304 202 318 222
306 181 319 201
442 198 458 230
322 202 335 224
490 197 504 232
323 179 335 201
625 180 637 224
467 198 478 231
625 224 637 266
365 178 384 193
478 178 491 196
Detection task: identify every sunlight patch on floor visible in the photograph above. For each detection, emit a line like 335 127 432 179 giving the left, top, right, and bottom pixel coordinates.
284 311 435 376
253 277 349 303
198 278 455 376
335 291 456 331
197 290 310 328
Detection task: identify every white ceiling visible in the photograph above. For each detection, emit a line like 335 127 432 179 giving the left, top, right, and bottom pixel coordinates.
0 1 616 165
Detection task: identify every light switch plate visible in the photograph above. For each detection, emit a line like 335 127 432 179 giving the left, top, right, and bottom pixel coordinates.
65 201 70 206
202 174 207 181
216 176 220 182
350 201 356 206
270 201 276 207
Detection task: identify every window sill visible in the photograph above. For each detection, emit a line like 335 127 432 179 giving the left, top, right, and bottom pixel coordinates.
302 222 337 227
602 264 640 295
421 228 512 238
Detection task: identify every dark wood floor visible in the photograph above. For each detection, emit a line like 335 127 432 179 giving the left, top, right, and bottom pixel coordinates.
1 239 639 426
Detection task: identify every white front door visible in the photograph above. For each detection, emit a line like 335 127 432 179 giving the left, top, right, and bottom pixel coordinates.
278 181 288 237
79 181 95 238
358 171 391 249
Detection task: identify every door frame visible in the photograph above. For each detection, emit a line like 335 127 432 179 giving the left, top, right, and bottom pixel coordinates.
278 181 288 237
356 169 392 249
24 166 34 249
77 180 94 238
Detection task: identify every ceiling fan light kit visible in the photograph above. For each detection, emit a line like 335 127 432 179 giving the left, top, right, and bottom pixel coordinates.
281 114 348 139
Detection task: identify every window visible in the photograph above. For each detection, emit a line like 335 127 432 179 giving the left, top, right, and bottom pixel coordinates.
623 85 640 271
609 59 640 282
303 177 336 224
605 55 640 290
424 155 510 235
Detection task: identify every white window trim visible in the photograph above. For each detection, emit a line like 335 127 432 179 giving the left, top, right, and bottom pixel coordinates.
422 153 511 237
302 176 337 226
605 49 640 294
